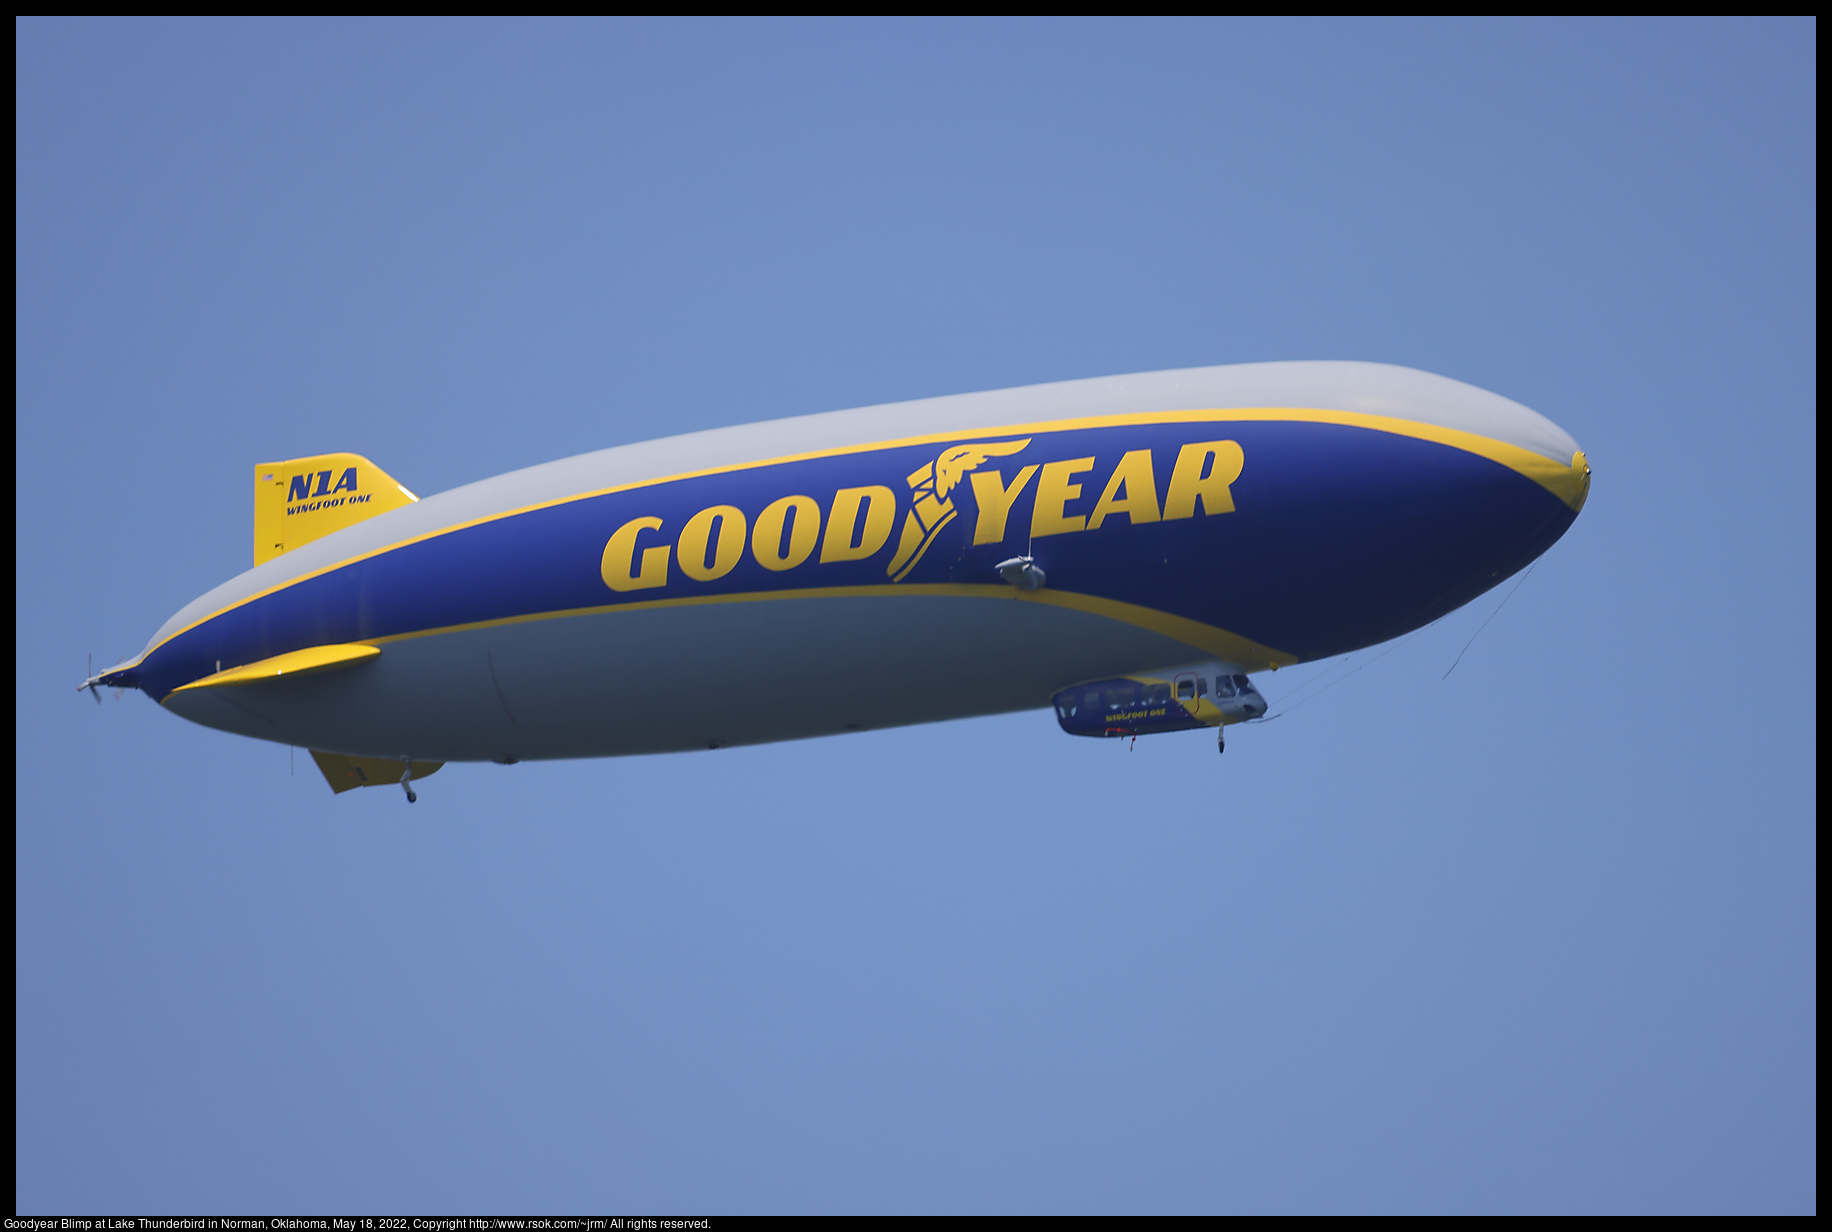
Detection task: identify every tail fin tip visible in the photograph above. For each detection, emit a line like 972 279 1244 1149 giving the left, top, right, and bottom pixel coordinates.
254 453 416 566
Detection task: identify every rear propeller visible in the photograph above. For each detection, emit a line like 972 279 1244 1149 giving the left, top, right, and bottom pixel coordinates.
79 653 122 702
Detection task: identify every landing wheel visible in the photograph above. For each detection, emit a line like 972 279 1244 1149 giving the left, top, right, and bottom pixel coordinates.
1217 728 1226 756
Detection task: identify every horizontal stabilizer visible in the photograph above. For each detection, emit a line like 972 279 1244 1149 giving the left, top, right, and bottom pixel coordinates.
255 453 417 566
310 751 444 795
166 643 379 696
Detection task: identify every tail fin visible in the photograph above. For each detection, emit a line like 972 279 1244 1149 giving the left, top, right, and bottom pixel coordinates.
254 454 418 566
310 751 443 795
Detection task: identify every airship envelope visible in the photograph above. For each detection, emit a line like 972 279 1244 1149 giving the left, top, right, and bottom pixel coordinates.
84 361 1589 797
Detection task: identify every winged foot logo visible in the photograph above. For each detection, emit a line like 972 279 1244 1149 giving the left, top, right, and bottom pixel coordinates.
885 439 1032 581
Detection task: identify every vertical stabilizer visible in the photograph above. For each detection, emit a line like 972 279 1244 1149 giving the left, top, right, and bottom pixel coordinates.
254 453 418 566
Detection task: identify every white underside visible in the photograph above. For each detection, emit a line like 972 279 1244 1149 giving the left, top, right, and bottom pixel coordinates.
162 592 1227 761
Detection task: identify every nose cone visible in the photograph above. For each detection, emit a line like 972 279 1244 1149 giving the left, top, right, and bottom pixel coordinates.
1566 449 1593 514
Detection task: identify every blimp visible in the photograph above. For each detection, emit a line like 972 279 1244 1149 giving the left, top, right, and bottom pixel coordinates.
82 361 1589 801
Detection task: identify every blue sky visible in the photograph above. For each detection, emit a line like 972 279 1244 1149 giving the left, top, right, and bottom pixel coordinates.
15 17 1815 1213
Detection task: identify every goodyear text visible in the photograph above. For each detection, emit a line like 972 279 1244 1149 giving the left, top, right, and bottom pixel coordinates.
601 437 1244 593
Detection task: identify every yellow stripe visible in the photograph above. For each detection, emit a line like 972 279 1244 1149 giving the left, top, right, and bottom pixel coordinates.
357 583 1298 671
129 407 1579 667
166 643 380 695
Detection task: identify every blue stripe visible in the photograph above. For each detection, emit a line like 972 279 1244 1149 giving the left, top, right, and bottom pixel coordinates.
136 421 1575 699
